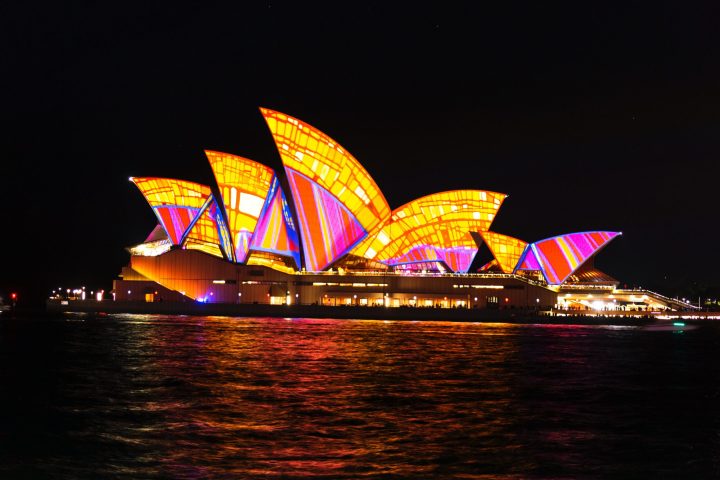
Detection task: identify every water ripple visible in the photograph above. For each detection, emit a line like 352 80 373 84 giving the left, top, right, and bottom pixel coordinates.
1 315 719 478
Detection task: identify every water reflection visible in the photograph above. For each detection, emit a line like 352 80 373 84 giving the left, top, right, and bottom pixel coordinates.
1 315 718 478
134 317 524 478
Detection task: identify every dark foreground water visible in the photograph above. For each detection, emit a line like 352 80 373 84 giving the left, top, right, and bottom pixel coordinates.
1 314 719 479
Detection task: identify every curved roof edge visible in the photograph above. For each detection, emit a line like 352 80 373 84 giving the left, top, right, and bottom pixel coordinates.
391 189 508 213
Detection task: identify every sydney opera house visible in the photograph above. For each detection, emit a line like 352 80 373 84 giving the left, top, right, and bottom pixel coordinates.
113 108 684 312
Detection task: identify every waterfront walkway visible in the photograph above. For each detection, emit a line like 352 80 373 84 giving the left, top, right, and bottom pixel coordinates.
42 299 720 325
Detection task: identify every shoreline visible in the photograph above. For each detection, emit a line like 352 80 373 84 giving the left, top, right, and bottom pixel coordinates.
37 299 708 326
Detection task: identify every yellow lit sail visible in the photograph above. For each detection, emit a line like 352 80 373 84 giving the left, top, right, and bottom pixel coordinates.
259 108 391 235
130 177 211 245
355 190 507 263
182 196 230 260
205 150 275 262
479 231 527 273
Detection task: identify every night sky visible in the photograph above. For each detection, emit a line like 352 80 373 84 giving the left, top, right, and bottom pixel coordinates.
3 2 719 305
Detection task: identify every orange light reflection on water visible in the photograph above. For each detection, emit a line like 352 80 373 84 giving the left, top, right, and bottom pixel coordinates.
113 315 525 478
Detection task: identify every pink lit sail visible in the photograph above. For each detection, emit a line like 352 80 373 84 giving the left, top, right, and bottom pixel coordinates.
153 206 202 245
516 247 542 271
387 245 478 273
516 231 621 285
182 195 234 260
439 247 478 273
130 177 211 246
250 180 301 268
286 168 367 271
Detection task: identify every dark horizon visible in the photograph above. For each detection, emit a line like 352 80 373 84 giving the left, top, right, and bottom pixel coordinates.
3 2 719 306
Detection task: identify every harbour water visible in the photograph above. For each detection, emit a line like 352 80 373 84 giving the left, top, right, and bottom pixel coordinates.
1 314 719 478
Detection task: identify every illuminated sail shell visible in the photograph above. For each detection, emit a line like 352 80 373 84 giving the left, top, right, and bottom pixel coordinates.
183 195 233 260
260 108 391 270
516 249 542 270
386 244 479 273
515 231 621 285
286 169 366 271
479 231 528 274
358 190 507 272
249 177 301 269
205 150 276 262
130 177 210 245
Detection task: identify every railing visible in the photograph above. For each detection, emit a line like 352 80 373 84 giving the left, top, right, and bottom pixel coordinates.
613 288 701 310
559 284 616 290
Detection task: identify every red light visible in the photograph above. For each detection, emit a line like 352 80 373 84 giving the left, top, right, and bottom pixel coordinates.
505 297 509 302
11 293 17 300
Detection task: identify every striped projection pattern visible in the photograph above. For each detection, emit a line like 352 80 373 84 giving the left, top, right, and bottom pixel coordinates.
183 196 233 260
479 231 528 274
286 169 367 271
130 177 210 245
355 190 506 272
260 107 391 236
206 151 275 263
515 231 621 285
516 250 542 271
250 177 301 268
387 245 478 273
